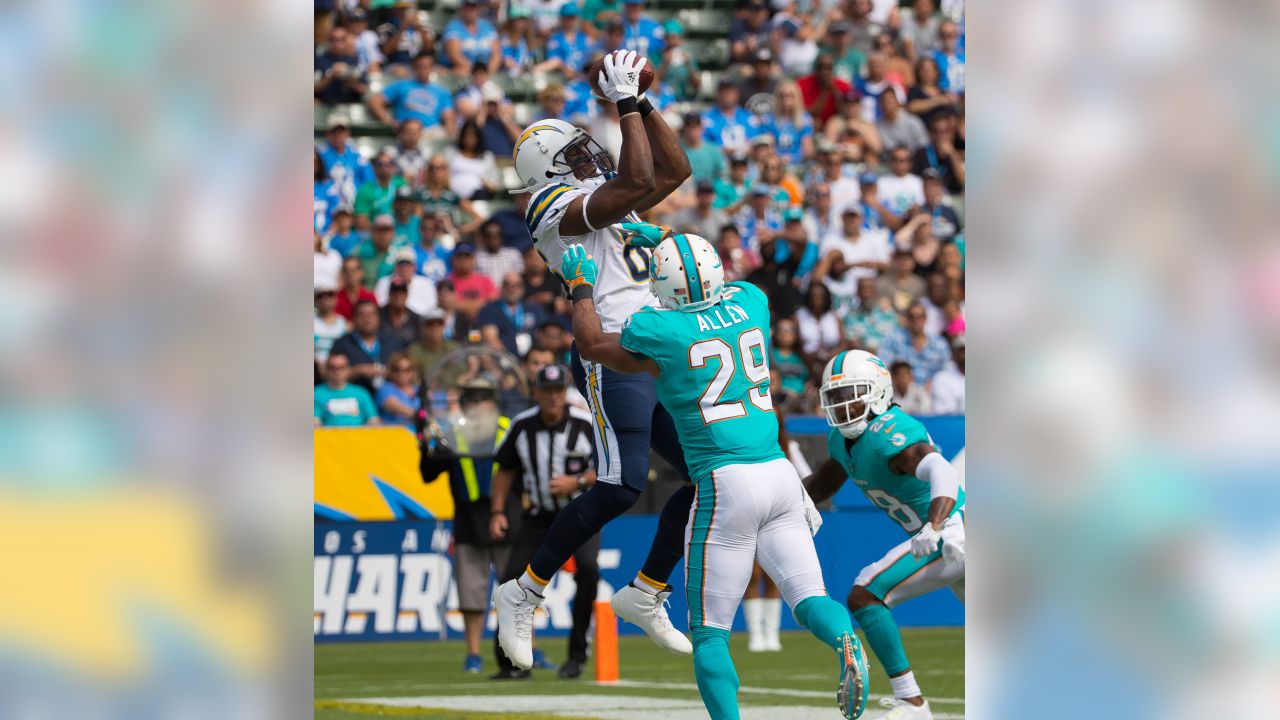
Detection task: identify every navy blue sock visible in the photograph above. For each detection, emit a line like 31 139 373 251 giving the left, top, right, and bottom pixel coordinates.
528 482 640 581
637 483 694 586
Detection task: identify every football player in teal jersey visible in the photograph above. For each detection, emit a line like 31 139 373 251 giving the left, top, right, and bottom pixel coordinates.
804 350 966 720
558 222 869 720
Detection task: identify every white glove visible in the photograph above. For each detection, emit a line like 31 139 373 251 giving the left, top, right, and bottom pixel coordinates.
596 50 646 103
939 516 965 567
909 522 941 559
801 489 823 537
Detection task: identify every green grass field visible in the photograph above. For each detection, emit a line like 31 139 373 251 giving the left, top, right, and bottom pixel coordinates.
315 628 963 719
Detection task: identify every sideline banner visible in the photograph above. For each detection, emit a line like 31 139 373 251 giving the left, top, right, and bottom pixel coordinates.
314 427 454 521
314 512 964 643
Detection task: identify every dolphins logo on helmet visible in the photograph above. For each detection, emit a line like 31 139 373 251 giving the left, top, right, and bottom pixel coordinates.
820 350 893 438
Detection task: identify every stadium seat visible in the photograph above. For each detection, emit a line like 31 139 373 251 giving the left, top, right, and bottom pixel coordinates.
696 71 719 101
698 39 730 70
513 103 535 126
501 166 522 191
354 136 383 160
677 11 724 39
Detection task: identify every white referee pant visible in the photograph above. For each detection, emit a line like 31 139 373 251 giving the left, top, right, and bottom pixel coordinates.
684 457 828 630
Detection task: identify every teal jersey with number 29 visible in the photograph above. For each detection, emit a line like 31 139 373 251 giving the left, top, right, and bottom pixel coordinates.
620 281 785 484
827 408 966 534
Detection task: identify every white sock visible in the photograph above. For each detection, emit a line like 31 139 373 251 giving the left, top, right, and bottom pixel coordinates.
518 569 547 597
890 671 922 700
762 597 782 643
744 598 765 642
633 572 665 596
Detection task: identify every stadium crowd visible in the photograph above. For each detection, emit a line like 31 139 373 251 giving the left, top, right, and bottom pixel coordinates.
314 0 965 427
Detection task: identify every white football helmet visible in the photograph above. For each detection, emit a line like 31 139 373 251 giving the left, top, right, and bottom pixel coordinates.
648 232 725 312
512 119 614 192
820 350 893 439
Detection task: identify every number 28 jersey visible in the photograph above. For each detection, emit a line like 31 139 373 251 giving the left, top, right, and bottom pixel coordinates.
827 408 966 534
526 181 658 333
620 281 785 484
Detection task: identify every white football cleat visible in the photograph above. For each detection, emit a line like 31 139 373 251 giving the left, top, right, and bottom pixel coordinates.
877 697 934 720
748 633 767 652
495 579 543 670
611 585 693 655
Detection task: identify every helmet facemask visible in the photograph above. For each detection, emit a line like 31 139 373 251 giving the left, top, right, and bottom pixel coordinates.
557 136 615 184
821 381 876 438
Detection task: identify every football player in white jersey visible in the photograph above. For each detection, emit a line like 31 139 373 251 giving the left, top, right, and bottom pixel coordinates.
494 51 699 671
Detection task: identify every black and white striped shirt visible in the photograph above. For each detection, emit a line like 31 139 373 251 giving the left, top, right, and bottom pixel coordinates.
494 405 595 514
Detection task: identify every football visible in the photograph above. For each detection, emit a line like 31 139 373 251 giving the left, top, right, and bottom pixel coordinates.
588 51 655 100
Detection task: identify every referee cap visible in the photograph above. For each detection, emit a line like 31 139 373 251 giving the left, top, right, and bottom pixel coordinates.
534 364 569 389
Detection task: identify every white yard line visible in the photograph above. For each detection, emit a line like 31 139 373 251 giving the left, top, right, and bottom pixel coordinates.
606 679 965 706
341 695 966 719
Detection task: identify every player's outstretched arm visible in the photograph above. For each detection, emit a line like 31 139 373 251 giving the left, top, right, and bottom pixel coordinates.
561 245 659 376
559 51 656 236
633 101 692 213
889 442 959 531
803 458 849 504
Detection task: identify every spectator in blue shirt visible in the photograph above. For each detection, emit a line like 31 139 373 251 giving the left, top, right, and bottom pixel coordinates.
442 0 501 75
762 80 815 165
564 72 599 122
703 80 761 154
621 0 665 56
369 55 457 136
477 273 547 357
315 149 344 235
327 206 365 258
734 184 783 252
414 213 453 283
376 0 432 77
877 301 952 384
932 21 965 93
317 115 374 204
499 7 536 76
315 26 370 106
375 353 423 427
858 171 904 234
344 8 383 76
537 4 597 76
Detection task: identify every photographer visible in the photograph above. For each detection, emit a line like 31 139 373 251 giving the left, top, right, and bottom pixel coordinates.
418 376 516 674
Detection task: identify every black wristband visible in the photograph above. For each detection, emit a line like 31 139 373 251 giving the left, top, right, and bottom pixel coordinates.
570 283 594 302
616 97 639 117
637 97 654 118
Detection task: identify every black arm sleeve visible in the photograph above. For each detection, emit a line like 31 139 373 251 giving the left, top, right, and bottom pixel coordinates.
419 448 452 482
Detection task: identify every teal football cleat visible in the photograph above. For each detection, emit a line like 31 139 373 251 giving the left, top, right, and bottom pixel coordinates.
836 632 870 719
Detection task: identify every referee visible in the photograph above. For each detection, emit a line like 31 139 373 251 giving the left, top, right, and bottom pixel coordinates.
489 364 598 679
